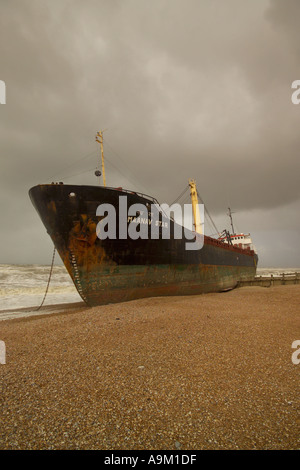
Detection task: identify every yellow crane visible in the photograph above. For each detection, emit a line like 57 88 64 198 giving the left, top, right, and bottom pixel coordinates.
189 178 203 235
95 130 107 187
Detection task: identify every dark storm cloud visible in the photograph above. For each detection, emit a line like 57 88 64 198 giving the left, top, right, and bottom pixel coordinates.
0 0 299 265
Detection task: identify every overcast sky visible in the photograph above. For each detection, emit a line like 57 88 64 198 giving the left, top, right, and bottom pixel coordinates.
0 0 299 267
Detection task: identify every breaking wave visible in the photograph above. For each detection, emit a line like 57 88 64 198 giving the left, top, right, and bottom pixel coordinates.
0 264 81 311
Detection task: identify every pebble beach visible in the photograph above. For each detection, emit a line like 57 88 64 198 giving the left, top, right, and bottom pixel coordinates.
0 285 299 450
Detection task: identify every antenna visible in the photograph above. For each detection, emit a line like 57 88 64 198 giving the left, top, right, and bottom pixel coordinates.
95 129 108 186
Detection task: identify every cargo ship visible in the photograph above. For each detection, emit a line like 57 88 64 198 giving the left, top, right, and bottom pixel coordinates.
29 133 258 306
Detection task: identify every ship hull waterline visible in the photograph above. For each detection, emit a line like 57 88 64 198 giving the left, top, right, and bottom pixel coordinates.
29 184 258 307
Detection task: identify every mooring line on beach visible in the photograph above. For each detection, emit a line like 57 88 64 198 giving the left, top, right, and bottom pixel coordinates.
35 246 56 311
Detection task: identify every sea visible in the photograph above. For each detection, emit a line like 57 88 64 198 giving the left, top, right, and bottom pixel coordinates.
0 264 82 320
0 264 299 321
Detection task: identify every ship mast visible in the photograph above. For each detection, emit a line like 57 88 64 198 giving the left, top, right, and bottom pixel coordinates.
96 130 107 187
189 179 203 234
227 207 235 234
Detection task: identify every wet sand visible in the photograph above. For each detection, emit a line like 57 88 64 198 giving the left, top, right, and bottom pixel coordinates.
0 302 85 322
0 285 299 450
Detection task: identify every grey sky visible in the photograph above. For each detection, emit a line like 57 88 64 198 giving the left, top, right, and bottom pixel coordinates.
0 0 299 266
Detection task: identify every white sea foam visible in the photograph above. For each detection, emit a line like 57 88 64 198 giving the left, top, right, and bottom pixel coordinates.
0 264 81 314
256 267 300 277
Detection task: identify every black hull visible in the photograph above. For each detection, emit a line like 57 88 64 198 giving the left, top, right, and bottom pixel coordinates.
29 184 258 306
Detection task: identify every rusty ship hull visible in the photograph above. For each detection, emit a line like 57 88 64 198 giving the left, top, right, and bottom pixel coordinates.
29 184 258 306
